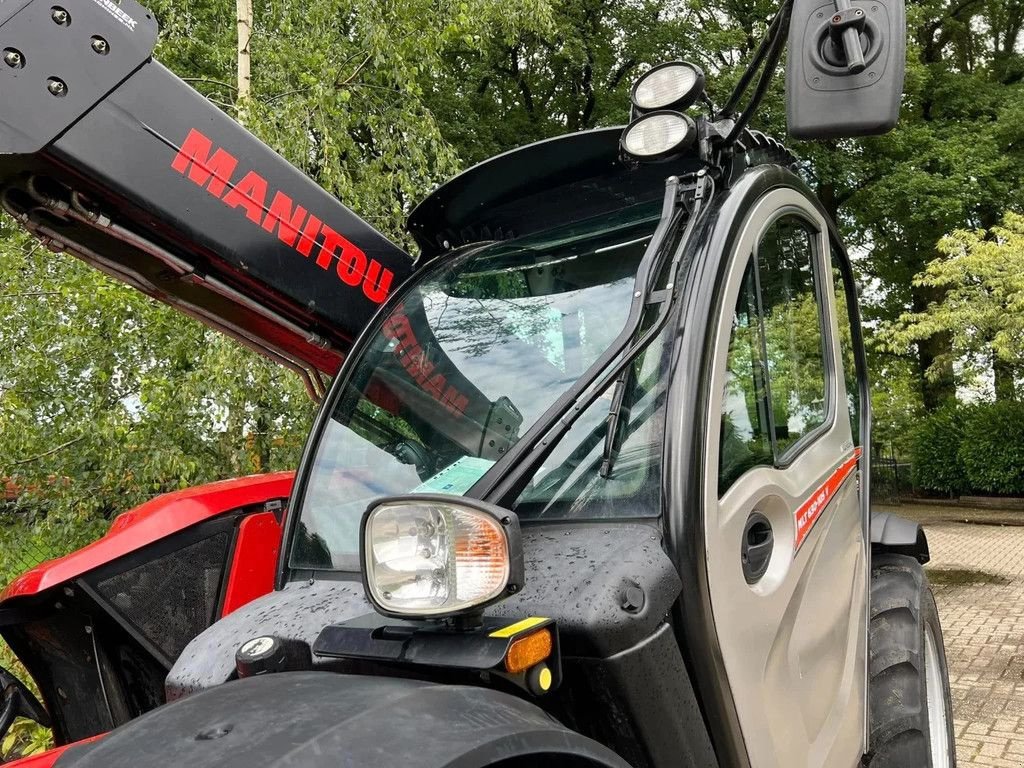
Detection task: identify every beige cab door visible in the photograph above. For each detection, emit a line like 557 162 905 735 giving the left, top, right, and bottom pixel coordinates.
704 188 867 768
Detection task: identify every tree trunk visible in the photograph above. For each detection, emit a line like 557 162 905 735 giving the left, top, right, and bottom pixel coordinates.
911 282 956 410
236 0 253 122
993 354 1017 401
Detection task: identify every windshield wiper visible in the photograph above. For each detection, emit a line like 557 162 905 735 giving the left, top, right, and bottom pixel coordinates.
599 367 634 478
467 169 715 509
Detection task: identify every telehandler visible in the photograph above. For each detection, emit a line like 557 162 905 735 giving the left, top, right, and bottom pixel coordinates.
0 0 953 764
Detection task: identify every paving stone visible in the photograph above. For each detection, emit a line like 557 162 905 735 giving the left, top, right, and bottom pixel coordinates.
920 521 1024 766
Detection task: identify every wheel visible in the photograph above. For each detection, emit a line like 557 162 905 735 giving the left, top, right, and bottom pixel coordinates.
869 553 956 767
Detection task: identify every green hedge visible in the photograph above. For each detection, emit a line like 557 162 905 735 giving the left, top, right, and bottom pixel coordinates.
910 401 1024 496
909 405 968 495
959 401 1024 495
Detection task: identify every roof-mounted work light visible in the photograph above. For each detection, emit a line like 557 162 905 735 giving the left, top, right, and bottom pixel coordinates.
630 61 705 113
620 111 697 162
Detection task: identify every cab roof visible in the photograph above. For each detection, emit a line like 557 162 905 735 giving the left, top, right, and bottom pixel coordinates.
408 127 703 258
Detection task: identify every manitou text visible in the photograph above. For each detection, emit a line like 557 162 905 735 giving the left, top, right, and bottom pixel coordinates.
170 128 393 304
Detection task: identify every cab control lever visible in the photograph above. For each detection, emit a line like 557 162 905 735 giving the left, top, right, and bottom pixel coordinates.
829 0 867 74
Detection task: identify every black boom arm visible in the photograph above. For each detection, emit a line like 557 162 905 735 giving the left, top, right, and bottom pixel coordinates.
0 0 416 398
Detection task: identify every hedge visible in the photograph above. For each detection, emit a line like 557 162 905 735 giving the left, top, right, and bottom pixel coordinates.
909 404 968 495
959 401 1024 495
909 401 1024 496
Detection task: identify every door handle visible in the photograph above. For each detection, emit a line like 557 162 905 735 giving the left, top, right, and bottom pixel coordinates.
741 512 774 584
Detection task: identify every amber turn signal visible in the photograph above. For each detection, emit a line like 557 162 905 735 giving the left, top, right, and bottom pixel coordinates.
504 627 553 674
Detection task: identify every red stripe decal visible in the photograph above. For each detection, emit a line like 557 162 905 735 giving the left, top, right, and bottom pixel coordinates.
794 447 862 552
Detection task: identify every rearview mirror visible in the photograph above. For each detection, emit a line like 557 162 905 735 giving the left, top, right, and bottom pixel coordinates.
0 665 50 745
785 0 905 138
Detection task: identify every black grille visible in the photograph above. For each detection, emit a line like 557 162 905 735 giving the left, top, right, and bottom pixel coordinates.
95 532 229 661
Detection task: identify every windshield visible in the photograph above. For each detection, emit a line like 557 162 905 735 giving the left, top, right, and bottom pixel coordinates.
290 203 661 571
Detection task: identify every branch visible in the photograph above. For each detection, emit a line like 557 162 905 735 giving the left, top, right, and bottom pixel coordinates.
181 77 238 92
336 54 372 88
11 436 85 466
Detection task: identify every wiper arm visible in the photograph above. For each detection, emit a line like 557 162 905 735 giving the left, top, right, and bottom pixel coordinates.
468 169 715 509
600 368 634 478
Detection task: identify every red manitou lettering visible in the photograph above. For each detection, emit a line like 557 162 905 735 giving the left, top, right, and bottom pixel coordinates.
296 214 323 258
171 129 238 197
337 249 368 287
362 259 394 304
171 128 396 305
261 191 307 247
222 171 269 223
382 310 414 351
317 225 368 285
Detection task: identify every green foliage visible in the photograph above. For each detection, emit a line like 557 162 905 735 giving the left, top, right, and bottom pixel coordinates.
888 212 1024 399
868 351 925 460
910 402 1024 496
909 404 967 495
959 401 1024 495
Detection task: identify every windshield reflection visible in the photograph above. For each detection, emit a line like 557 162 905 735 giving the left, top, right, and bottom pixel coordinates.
291 204 660 571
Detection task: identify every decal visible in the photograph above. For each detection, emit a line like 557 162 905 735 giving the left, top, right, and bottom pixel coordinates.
793 447 862 552
170 129 394 304
412 455 495 495
90 0 137 30
489 617 549 639
381 304 471 416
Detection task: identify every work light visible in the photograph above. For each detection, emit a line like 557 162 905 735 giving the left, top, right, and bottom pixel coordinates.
361 494 524 619
630 61 705 113
620 111 697 161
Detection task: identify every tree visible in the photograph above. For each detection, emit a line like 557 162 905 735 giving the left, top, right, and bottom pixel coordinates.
0 0 554 536
889 212 1024 401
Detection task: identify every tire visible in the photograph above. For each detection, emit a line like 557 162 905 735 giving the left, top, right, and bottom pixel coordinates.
869 553 956 768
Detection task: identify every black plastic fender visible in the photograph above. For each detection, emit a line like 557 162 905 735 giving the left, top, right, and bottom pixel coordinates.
56 672 632 768
870 511 930 564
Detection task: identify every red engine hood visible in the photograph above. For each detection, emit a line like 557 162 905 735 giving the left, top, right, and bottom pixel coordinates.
0 472 294 603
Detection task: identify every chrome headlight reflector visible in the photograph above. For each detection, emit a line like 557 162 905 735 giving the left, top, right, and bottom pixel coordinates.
361 495 523 619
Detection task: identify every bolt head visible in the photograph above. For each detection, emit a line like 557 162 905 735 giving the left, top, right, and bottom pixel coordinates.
51 7 68 23
3 50 21 67
91 37 108 54
47 78 67 96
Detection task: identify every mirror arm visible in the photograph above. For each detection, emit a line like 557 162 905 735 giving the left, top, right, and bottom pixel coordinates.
719 0 793 118
723 0 794 146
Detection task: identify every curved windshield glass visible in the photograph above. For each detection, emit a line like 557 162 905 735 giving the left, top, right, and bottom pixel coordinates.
290 203 661 571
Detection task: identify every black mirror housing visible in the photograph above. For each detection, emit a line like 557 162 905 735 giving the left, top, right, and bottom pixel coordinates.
785 0 905 138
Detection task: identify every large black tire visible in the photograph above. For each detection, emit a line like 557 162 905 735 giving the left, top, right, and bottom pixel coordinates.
869 553 956 767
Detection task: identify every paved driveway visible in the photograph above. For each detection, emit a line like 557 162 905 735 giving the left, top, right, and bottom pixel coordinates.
881 504 1024 767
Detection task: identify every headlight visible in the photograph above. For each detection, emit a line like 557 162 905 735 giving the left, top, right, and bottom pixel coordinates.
620 111 697 161
631 61 705 112
361 494 524 619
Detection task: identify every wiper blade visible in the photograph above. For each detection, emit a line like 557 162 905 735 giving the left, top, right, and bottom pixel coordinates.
467 170 715 508
600 368 634 478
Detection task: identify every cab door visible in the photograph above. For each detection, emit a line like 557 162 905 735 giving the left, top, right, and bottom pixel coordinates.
702 187 867 767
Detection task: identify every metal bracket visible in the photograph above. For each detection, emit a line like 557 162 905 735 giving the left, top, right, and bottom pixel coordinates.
0 0 158 154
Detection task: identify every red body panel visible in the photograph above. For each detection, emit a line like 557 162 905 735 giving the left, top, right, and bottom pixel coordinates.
1 472 293 602
4 736 104 768
220 511 282 616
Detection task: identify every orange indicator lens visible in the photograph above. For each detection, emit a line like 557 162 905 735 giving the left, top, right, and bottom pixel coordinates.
504 628 553 674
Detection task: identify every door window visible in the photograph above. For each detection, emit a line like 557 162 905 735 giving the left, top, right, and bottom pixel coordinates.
719 215 830 494
831 241 862 445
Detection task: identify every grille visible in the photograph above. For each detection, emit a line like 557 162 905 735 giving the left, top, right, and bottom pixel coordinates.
95 532 229 661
